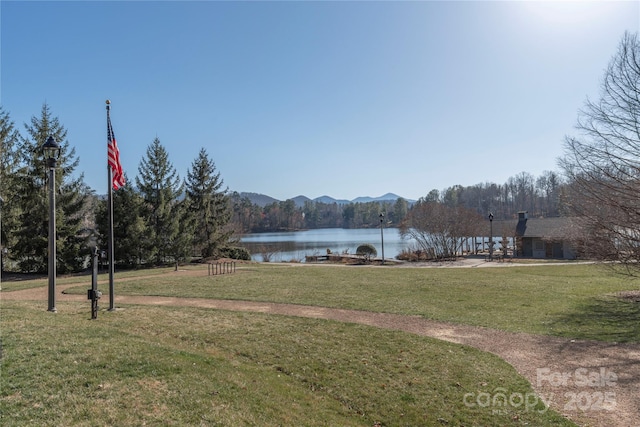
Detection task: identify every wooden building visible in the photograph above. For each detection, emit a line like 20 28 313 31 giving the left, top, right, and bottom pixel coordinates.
492 212 578 260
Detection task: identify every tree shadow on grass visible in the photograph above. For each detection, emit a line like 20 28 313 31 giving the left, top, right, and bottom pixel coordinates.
550 296 640 343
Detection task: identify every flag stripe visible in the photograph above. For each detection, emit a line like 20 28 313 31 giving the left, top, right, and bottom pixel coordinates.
107 114 125 190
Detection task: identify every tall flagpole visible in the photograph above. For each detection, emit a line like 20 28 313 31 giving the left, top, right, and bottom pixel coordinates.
106 100 116 311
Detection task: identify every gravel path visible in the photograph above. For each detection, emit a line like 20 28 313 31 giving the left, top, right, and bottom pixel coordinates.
3 275 639 427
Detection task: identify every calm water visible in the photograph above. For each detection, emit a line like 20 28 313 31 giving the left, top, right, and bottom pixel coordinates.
240 228 415 262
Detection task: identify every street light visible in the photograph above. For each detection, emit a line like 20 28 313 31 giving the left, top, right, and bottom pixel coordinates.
43 136 60 312
379 212 385 264
488 212 494 261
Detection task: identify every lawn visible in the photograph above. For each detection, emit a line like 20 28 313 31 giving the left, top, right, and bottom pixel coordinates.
3 262 637 425
63 263 640 342
0 266 177 292
1 300 573 426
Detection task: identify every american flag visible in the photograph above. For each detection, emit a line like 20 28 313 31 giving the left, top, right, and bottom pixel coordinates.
107 113 125 190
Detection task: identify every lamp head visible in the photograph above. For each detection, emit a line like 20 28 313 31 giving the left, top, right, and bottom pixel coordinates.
42 136 60 167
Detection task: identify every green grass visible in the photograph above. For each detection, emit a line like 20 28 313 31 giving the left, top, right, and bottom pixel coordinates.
1 301 574 426
0 266 179 292
64 263 639 342
3 263 636 425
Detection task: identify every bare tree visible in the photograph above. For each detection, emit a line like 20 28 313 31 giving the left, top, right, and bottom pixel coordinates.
560 31 640 273
536 170 564 217
400 201 484 260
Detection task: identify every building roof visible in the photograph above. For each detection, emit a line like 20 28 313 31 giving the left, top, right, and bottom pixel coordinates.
492 217 577 239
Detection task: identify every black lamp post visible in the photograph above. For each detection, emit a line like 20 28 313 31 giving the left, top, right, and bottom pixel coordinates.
488 212 494 261
379 212 385 264
43 136 60 312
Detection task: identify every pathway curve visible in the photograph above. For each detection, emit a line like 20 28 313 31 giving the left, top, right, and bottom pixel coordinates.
3 281 639 427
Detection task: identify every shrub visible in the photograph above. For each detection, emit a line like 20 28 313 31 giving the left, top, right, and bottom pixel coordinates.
397 248 434 262
219 246 251 261
356 243 377 262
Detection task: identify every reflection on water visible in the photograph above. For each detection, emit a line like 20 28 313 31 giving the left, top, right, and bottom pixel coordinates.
240 228 415 262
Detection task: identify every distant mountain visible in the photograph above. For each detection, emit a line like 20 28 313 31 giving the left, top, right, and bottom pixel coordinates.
314 195 351 205
238 191 415 207
291 195 311 208
352 193 404 203
237 192 279 207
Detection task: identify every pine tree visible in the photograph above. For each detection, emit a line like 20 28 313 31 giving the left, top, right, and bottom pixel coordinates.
96 173 148 267
169 198 195 267
135 137 183 264
12 104 90 273
185 148 231 258
0 107 21 260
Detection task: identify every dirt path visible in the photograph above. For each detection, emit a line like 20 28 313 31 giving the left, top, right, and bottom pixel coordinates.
3 281 639 427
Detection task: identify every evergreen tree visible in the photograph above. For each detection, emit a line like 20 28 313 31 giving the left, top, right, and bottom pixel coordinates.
169 198 195 266
393 198 409 224
230 192 258 233
12 104 90 273
96 173 148 267
57 175 93 272
185 148 231 258
135 137 183 264
0 107 21 260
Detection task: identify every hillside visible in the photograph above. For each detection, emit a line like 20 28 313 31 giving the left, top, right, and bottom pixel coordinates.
237 192 414 207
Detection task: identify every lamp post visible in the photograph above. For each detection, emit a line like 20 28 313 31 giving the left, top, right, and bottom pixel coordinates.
488 212 494 261
43 136 60 312
379 212 385 264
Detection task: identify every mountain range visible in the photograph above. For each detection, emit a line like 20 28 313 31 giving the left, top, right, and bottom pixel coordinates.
236 192 415 208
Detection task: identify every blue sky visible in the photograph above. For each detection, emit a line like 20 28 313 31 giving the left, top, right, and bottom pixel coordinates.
1 1 638 201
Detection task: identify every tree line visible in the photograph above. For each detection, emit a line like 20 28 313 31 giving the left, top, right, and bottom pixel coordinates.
228 168 564 234
416 170 564 220
0 104 238 274
229 195 410 232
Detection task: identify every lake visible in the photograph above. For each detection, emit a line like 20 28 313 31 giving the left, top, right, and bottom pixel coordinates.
239 228 416 262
